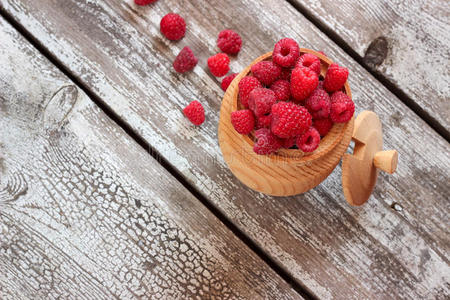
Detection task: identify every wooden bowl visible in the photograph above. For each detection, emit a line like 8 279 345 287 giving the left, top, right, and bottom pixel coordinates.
218 49 354 196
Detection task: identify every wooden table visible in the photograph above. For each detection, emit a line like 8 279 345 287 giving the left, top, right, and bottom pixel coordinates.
0 0 448 299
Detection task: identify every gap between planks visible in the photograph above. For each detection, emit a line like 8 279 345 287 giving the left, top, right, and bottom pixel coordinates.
285 0 450 143
0 11 318 300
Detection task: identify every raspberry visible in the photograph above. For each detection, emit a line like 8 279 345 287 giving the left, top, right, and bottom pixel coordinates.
134 0 157 5
173 46 198 73
256 114 272 129
183 101 205 125
323 63 349 92
160 13 186 41
270 80 290 101
305 89 331 119
248 88 277 117
271 102 312 138
313 118 333 137
279 68 292 81
281 137 296 149
296 127 320 152
330 91 355 123
318 51 327 57
231 109 255 134
207 53 230 77
251 61 281 86
290 67 319 102
238 76 262 108
217 30 242 55
296 53 321 76
272 38 300 68
221 73 238 91
317 80 324 90
253 128 282 155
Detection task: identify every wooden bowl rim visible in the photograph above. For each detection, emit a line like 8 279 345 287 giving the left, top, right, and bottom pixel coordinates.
230 49 352 163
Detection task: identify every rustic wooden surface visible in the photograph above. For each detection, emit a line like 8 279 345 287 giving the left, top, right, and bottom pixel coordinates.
0 0 449 299
0 18 303 299
290 0 450 132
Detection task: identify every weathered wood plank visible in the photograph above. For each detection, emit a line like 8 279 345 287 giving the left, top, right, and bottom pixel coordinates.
0 17 302 299
289 0 450 132
1 0 449 298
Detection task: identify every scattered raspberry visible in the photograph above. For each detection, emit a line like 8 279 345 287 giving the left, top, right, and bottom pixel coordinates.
313 118 333 137
183 101 205 125
173 46 198 73
221 73 238 91
305 89 331 119
323 63 349 92
238 76 262 108
253 128 282 155
296 53 321 76
160 13 186 41
270 80 290 101
134 0 157 5
296 127 320 152
231 109 255 134
330 91 355 123
251 61 282 86
248 88 277 117
217 30 242 55
281 137 296 149
256 114 272 129
271 102 312 138
207 53 230 77
290 67 319 102
272 38 300 68
279 68 292 81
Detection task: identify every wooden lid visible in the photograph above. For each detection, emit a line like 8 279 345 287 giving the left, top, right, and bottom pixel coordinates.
342 111 398 205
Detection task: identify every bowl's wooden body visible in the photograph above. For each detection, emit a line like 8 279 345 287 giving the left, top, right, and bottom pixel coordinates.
218 49 354 196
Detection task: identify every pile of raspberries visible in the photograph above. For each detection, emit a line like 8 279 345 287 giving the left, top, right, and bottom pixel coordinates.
135 0 243 126
232 38 354 155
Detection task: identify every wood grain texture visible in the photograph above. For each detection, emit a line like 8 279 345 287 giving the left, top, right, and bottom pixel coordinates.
290 0 450 131
1 0 449 298
0 18 302 299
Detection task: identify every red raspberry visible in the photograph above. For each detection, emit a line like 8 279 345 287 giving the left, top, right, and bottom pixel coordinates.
238 76 262 108
290 67 319 102
248 88 277 117
272 38 300 68
330 91 355 123
173 46 198 73
271 102 312 138
323 63 349 92
256 114 272 129
279 68 292 81
251 61 281 86
313 118 333 137
207 53 230 77
183 101 205 126
318 51 327 57
281 137 296 149
305 89 331 119
317 80 324 90
296 127 320 152
296 53 321 76
160 13 186 41
270 80 290 101
231 109 255 134
217 30 242 55
221 73 238 91
253 128 282 155
134 0 157 5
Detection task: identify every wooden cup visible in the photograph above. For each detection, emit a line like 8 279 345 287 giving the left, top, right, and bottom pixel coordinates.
218 49 354 196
